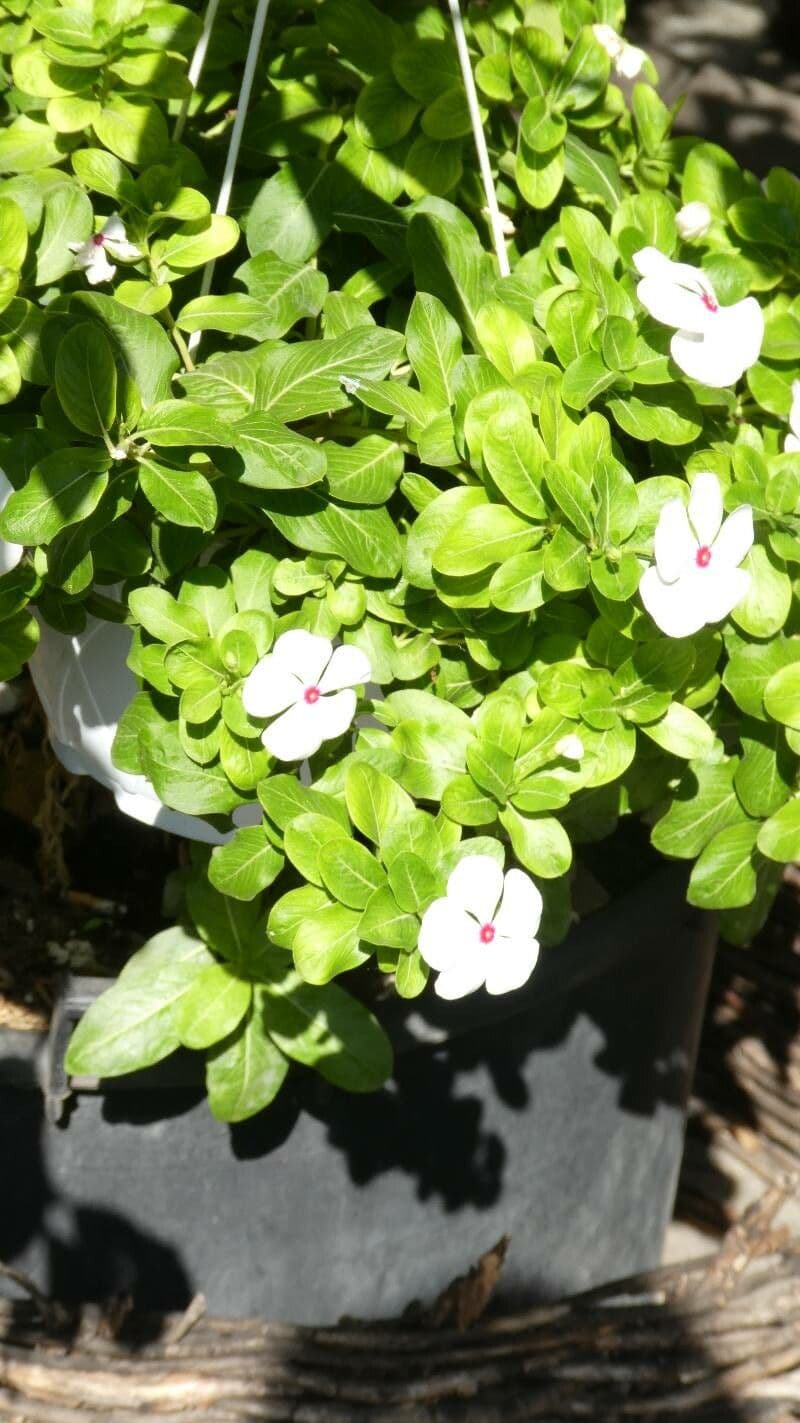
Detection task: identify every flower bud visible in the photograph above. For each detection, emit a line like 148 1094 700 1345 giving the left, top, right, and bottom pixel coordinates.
676 201 712 241
555 734 585 761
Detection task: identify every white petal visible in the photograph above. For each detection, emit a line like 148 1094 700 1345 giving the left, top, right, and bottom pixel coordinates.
313 687 358 743
633 246 672 279
712 505 754 570
434 947 488 1000
615 42 646 78
592 23 623 57
670 298 763 387
262 701 325 761
484 935 540 995
637 275 709 332
494 867 543 940
318 642 372 694
654 498 696 582
85 250 116 285
418 898 478 972
446 854 504 924
102 214 127 242
271 628 332 687
639 566 708 638
676 201 712 241
105 238 142 262
242 654 301 718
785 432 800 453
688 472 723 547
698 566 751 625
71 240 96 268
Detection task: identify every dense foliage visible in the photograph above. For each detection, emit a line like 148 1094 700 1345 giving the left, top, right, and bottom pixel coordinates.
0 0 798 1120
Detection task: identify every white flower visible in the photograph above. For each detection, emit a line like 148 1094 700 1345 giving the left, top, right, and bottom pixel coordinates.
418 854 542 1000
676 201 713 241
68 215 142 286
639 472 754 638
633 246 763 388
0 468 23 575
242 629 371 762
555 733 584 761
785 380 800 453
592 22 647 79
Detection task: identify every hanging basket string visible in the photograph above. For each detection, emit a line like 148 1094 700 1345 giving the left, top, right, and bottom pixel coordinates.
187 0 274 357
172 0 222 144
446 0 510 277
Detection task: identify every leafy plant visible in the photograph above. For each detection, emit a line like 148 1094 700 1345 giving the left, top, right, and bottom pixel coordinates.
0 0 797 1120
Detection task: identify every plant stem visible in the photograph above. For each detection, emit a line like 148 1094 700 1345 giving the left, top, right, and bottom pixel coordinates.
446 0 510 278
164 309 195 371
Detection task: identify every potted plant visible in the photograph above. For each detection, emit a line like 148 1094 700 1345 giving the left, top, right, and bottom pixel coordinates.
0 0 798 1321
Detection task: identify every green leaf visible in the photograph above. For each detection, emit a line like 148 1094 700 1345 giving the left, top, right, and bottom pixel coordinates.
136 401 231 447
266 491 401 578
441 773 498 826
93 95 169 167
681 141 754 214
404 485 487 589
246 160 332 262
258 773 348 832
72 147 133 200
359 884 419 949
764 661 800 730
483 409 548 520
607 386 702 446
731 546 792 639
553 27 610 112
318 0 400 75
206 991 289 1122
516 141 565 210
138 457 217 532
408 209 492 344
499 805 572 878
387 851 439 914
255 327 403 422
345 760 413 847
139 723 242 815
292 900 368 984
74 292 179 410
433 503 537 576
405 291 462 407
687 822 761 910
0 447 109 544
231 251 328 338
323 436 401 505
284 811 350 887
355 71 420 148
35 182 93 285
186 876 261 964
128 585 206 643
64 927 213 1076
231 413 326 491
209 826 284 901
757 799 800 864
318 838 386 910
520 96 566 153
642 702 719 761
176 962 252 1050
724 638 800 720
651 761 744 858
564 133 622 209
0 197 28 271
544 461 595 540
262 968 393 1091
54 322 117 437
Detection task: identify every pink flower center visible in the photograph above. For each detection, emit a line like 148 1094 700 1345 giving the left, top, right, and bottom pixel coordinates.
695 545 712 568
303 685 321 705
479 922 496 945
92 233 106 247
700 292 718 313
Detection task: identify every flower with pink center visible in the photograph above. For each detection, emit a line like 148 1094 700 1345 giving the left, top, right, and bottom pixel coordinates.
633 246 763 387
418 854 542 1000
68 214 142 286
639 472 754 638
242 629 371 762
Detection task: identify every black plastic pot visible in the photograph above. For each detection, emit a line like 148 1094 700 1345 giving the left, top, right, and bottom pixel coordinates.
0 865 715 1324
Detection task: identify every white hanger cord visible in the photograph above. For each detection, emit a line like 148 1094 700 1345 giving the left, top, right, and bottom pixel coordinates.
446 0 510 277
187 0 274 355
172 0 222 144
